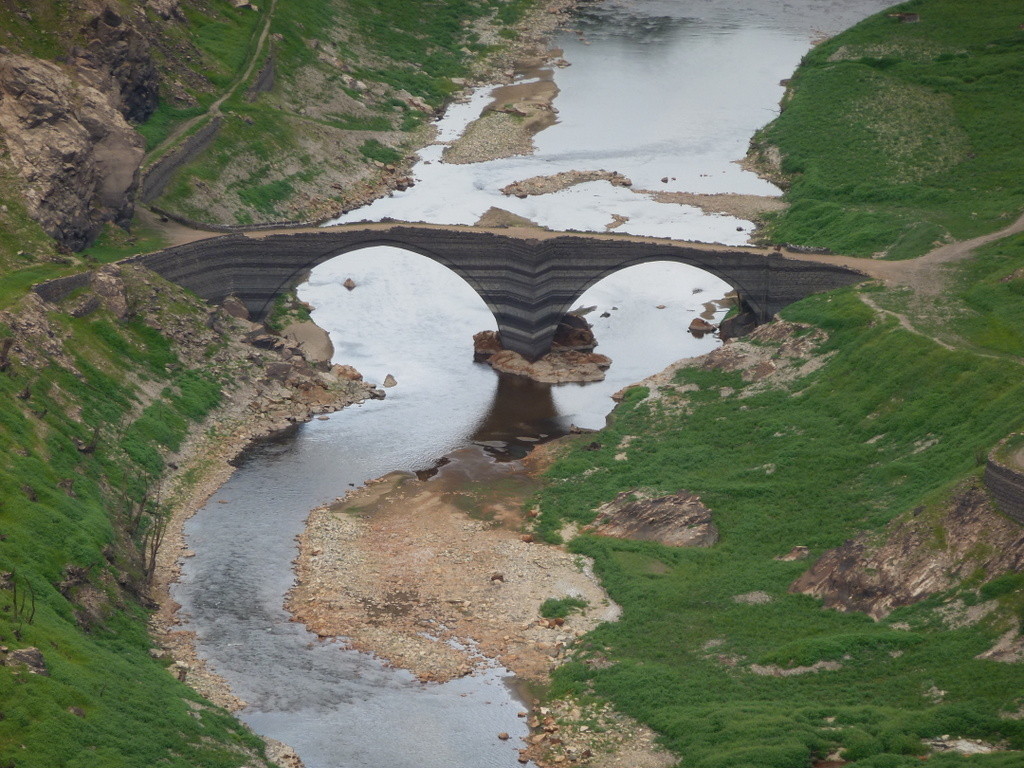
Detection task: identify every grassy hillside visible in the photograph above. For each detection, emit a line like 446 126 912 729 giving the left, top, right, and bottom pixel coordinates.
0 275 280 767
151 0 542 224
537 281 1024 766
752 0 1024 259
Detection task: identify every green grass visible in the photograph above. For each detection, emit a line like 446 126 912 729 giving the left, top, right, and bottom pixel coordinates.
538 286 1024 766
79 220 169 265
268 0 341 80
0 164 63 277
0 278 265 767
358 139 403 165
952 232 1024 356
159 108 317 221
137 103 209 152
180 2 266 91
0 1 74 59
540 596 589 619
755 0 1024 258
344 0 529 104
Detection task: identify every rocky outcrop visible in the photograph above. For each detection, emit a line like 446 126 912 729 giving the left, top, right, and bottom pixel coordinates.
550 312 598 352
485 348 612 383
474 312 609 382
3 646 49 676
790 484 1024 619
148 0 186 22
0 53 144 250
586 490 719 548
71 6 159 123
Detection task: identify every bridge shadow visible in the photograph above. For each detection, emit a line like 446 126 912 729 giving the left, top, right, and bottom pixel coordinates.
471 375 565 448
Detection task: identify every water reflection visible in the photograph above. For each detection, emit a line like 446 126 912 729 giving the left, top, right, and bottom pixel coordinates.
571 5 698 43
472 376 564 444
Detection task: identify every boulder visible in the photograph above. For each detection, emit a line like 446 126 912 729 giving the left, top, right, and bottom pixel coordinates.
688 317 717 335
331 364 363 381
551 313 597 352
246 332 286 351
221 295 250 320
383 373 397 388
5 646 48 675
472 330 504 362
91 268 129 318
265 362 294 382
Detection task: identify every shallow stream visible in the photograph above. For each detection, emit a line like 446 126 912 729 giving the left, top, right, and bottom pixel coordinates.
174 2 895 766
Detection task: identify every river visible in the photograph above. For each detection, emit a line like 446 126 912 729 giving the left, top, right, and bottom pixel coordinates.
174 2 895 766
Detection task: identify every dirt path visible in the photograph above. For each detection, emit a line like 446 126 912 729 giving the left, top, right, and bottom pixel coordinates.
143 0 278 168
783 211 1024 294
856 292 956 351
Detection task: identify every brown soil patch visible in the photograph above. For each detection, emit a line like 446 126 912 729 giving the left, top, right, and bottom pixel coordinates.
638 189 789 221
475 206 542 228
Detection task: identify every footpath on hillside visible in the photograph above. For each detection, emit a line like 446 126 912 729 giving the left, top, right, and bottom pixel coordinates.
142 0 278 169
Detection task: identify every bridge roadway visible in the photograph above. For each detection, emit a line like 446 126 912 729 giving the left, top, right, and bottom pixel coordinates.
120 222 865 360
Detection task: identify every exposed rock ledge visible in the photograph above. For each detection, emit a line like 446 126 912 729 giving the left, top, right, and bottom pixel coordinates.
0 53 143 250
483 347 612 383
790 483 1024 620
585 489 719 548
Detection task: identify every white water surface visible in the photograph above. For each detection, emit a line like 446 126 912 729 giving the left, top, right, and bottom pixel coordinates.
328 0 895 243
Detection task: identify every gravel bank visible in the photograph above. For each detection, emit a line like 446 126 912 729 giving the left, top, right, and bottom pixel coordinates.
287 448 618 684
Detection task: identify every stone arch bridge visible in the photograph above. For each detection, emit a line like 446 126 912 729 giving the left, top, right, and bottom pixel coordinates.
122 223 863 360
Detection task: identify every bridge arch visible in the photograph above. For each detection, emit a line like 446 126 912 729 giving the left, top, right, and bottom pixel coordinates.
252 237 509 338
536 251 766 349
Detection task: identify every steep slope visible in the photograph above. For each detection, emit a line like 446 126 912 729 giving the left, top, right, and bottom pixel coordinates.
748 0 1024 259
0 266 379 766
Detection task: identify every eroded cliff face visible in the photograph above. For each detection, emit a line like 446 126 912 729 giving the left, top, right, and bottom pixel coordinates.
71 5 159 124
791 484 1024 620
0 2 171 251
0 52 144 250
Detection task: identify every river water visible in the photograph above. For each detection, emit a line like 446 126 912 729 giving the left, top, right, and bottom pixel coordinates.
174 2 894 766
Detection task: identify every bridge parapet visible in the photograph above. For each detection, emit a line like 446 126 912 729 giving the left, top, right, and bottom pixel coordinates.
40 224 868 360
